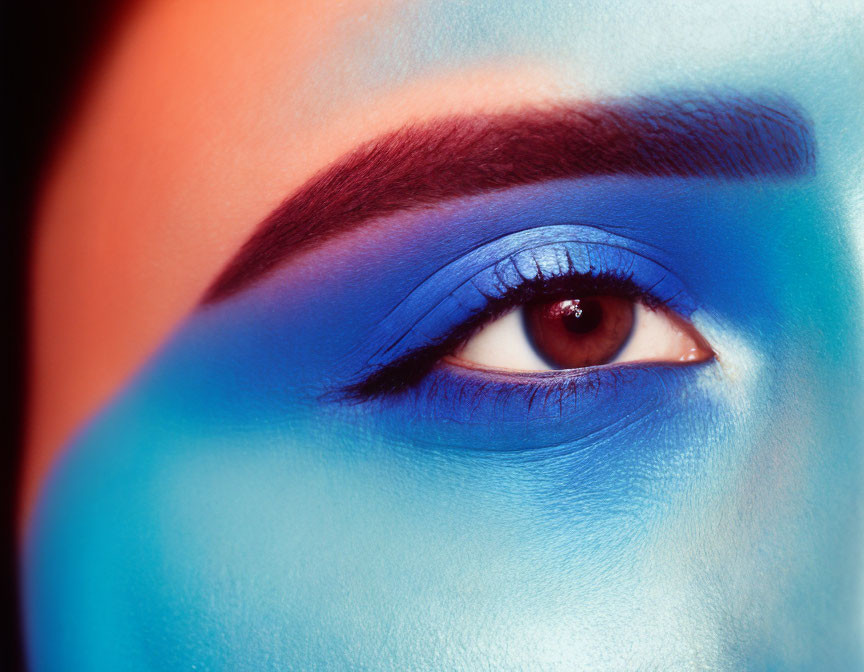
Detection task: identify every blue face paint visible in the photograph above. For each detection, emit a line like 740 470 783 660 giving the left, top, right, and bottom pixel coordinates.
25 162 863 669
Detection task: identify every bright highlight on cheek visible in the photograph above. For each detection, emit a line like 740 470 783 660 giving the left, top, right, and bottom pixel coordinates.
452 298 712 372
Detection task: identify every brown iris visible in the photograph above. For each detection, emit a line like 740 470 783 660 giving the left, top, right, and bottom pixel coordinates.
523 296 635 368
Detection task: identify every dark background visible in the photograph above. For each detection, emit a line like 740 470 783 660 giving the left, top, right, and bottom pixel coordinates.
4 2 125 667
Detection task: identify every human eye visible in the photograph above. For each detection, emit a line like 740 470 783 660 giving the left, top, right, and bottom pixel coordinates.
451 290 711 373
343 231 714 404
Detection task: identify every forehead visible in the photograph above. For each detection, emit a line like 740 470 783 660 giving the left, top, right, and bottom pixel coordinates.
27 0 864 511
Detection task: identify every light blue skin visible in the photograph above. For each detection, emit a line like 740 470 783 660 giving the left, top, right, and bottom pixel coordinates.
25 2 864 670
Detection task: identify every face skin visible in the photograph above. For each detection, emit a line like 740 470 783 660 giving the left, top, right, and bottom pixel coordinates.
24 1 864 669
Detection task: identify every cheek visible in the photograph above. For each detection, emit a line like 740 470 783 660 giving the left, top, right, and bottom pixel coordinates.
21 368 725 668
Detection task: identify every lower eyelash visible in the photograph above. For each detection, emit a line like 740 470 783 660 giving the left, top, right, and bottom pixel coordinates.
357 360 709 448
432 365 622 416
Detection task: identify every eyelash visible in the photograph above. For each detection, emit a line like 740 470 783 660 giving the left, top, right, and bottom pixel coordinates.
341 268 672 400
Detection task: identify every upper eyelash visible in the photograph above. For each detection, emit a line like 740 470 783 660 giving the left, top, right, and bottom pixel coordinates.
339 269 671 400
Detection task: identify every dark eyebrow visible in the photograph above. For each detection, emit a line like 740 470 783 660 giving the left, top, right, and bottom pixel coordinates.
202 92 814 304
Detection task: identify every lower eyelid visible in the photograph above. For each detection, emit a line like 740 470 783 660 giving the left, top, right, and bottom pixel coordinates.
383 358 711 441
340 355 716 460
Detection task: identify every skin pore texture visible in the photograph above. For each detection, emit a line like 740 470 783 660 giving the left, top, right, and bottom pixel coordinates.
25 1 864 670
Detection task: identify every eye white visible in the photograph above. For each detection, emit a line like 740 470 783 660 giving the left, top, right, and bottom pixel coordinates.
450 302 705 372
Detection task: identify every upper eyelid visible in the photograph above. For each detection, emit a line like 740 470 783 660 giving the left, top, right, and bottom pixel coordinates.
371 220 670 330
363 225 684 363
353 234 694 381
374 243 686 362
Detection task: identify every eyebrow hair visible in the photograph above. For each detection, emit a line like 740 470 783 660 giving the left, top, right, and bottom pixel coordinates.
202 92 814 304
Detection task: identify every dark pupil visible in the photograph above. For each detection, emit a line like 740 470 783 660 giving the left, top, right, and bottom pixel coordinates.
560 299 602 334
